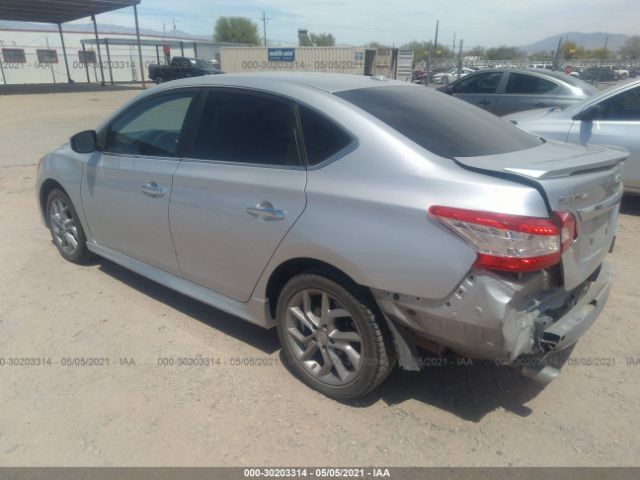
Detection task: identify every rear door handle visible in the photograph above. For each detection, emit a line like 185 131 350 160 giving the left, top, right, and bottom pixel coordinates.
246 201 286 221
141 181 166 198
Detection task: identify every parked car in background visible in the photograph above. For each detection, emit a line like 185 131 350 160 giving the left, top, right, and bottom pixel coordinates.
579 66 619 82
148 56 223 84
37 73 625 399
438 68 598 115
613 66 629 80
505 79 640 195
432 67 475 84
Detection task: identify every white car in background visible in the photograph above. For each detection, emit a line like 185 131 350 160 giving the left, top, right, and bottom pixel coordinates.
432 67 475 84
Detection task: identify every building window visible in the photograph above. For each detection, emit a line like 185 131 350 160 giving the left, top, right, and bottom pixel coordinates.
2 48 26 63
37 49 58 64
78 50 96 64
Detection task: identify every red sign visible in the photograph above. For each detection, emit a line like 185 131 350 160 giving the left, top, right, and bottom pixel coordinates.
162 44 171 56
564 65 573 74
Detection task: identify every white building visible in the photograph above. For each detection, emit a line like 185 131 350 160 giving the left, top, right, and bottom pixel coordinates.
0 25 238 84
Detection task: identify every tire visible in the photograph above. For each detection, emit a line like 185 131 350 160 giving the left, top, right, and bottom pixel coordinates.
46 189 94 264
276 271 395 400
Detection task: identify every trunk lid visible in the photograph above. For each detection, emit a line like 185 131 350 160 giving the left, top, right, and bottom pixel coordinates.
455 140 626 290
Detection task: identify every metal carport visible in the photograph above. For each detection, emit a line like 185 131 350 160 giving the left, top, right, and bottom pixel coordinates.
0 0 146 87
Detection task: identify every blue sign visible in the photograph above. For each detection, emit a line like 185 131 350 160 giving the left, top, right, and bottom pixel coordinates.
268 48 295 62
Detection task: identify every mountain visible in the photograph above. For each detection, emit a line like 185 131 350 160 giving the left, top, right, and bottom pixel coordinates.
521 32 629 53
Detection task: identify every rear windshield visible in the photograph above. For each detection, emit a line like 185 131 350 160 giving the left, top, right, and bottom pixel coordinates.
335 85 542 159
547 71 599 95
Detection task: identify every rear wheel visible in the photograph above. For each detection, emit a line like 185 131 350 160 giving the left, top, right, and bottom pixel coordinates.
276 272 395 400
46 189 94 264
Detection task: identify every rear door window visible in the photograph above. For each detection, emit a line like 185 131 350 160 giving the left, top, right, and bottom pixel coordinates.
453 72 503 94
335 85 541 159
505 73 558 94
191 90 300 167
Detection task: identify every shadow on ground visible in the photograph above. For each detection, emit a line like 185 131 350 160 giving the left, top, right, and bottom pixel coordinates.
0 83 143 95
97 259 280 355
96 256 556 423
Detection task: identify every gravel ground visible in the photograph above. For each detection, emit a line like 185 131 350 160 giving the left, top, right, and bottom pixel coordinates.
0 90 639 467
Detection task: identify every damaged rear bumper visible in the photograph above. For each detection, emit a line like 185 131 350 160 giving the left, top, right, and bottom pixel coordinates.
373 262 613 366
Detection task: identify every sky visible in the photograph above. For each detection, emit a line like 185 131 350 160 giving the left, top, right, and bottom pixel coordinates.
71 0 639 47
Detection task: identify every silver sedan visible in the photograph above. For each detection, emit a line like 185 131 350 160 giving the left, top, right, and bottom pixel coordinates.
37 73 625 399
505 79 640 195
438 68 598 115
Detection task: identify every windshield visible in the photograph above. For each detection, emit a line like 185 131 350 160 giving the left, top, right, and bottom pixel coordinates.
335 85 542 159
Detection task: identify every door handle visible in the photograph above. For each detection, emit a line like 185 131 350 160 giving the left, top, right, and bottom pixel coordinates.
478 100 491 106
246 201 286 221
141 181 166 198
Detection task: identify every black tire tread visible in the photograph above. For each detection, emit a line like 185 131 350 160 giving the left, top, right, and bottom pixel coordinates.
277 268 396 399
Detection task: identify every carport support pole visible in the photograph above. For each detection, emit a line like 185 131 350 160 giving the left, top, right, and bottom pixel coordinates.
155 45 160 64
134 4 146 88
105 38 114 85
57 23 72 83
0 56 5 85
91 14 106 86
180 41 184 57
82 43 91 83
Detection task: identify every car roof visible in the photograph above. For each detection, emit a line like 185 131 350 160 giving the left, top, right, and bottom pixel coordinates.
155 71 408 94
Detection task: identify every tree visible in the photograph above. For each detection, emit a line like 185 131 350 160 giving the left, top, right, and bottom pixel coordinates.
310 32 335 46
584 47 613 60
400 41 432 62
466 45 486 58
619 36 640 59
213 17 260 45
485 45 525 60
529 50 554 61
561 41 585 60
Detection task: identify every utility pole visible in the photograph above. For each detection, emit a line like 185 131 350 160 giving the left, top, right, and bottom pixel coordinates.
452 32 456 52
457 38 464 78
172 17 177 37
433 20 439 58
261 10 268 46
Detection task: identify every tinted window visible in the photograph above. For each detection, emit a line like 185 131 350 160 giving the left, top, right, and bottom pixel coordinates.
299 105 352 166
596 86 640 120
505 73 557 94
335 86 541 159
453 72 503 94
105 91 195 157
192 91 300 166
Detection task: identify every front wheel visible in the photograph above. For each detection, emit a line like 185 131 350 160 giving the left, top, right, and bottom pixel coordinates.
276 272 395 400
46 189 94 264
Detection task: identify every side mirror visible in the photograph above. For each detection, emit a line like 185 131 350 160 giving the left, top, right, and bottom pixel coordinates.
572 104 603 122
70 130 97 153
439 84 454 95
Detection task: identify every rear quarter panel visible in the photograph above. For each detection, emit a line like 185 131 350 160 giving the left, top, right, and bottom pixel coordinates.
254 105 549 301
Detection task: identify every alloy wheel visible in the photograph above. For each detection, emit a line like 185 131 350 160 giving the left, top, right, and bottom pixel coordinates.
284 288 363 386
49 197 79 256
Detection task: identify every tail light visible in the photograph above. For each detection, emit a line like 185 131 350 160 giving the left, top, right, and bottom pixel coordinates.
429 206 577 273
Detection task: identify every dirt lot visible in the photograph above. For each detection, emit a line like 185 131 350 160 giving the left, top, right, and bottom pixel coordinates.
1 90 640 467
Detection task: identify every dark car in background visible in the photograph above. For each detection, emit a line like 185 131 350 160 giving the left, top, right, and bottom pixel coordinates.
438 68 598 115
148 56 223 84
579 66 619 82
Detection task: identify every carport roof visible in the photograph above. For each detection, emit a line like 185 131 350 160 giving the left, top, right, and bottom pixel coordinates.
0 0 140 24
